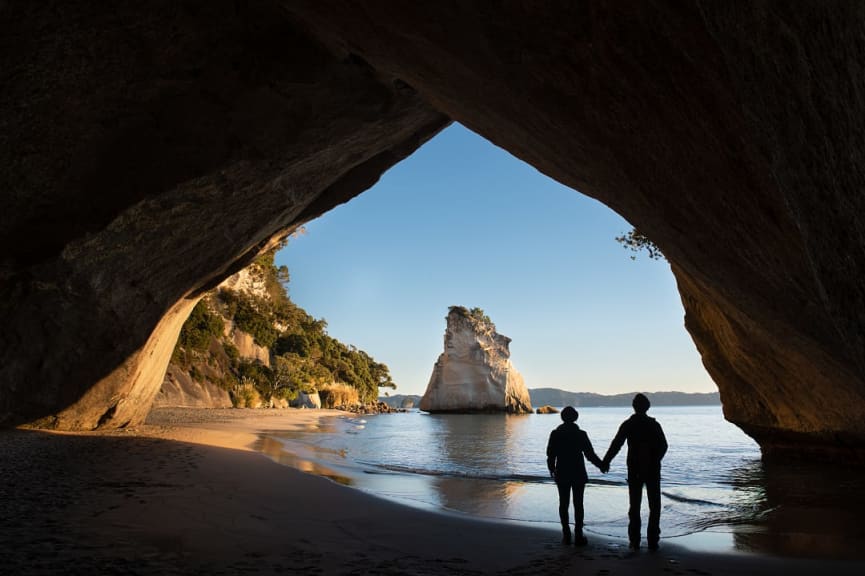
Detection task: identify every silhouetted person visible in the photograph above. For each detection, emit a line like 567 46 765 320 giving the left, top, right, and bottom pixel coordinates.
602 393 668 551
546 406 605 546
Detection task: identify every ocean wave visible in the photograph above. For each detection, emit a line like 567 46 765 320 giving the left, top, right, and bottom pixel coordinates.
359 462 627 486
661 491 720 506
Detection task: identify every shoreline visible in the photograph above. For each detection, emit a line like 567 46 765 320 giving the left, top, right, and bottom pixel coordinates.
1 407 862 575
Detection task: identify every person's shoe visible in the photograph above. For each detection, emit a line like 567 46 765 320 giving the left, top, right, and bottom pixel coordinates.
574 534 588 547
629 540 640 551
648 541 659 551
561 529 572 545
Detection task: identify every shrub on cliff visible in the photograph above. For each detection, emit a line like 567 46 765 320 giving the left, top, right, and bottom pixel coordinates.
448 305 494 330
178 300 224 352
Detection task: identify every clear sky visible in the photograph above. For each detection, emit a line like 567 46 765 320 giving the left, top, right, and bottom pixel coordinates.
275 124 716 397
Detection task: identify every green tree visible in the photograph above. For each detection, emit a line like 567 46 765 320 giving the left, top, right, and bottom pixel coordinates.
178 300 224 351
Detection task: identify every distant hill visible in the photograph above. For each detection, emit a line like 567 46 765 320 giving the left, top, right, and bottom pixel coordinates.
529 388 720 408
381 389 719 410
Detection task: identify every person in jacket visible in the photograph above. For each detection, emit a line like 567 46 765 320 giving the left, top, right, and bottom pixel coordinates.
546 405 605 546
602 393 668 551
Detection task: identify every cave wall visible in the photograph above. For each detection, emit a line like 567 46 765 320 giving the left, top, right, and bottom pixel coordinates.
2 1 865 459
280 1 865 459
0 0 447 428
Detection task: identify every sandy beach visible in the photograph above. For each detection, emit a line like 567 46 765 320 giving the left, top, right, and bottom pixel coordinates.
2 408 863 575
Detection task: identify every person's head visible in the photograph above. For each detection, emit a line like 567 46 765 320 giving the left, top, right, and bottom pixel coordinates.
632 393 650 414
561 406 578 423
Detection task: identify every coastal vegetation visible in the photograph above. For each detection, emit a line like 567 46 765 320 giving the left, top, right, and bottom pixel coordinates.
448 305 494 329
170 245 395 408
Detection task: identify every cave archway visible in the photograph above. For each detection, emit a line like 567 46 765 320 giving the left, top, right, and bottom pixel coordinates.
2 1 864 462
277 123 716 401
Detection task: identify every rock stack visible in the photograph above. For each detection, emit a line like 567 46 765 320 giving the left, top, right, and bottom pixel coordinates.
420 307 532 414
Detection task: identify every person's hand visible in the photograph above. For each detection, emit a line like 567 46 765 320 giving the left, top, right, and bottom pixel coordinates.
600 462 609 474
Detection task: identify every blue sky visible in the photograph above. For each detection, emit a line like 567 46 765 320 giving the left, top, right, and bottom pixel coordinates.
275 124 716 397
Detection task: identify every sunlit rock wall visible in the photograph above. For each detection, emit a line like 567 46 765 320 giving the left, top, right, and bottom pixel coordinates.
154 365 232 410
420 308 532 414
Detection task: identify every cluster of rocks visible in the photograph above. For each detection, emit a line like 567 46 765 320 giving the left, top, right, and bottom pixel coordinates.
535 405 559 414
334 401 406 415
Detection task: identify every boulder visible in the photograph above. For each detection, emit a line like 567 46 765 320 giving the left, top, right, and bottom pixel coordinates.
420 307 532 414
291 392 322 410
536 405 559 415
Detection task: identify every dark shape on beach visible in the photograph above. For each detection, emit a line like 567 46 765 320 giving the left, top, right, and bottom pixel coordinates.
546 406 605 546
603 394 669 551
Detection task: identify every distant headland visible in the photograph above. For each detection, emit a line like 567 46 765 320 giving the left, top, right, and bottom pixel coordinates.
381 388 720 410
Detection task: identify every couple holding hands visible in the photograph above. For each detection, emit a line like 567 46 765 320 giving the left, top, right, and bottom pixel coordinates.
546 393 668 550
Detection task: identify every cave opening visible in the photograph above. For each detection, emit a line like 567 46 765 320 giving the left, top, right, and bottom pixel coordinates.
274 123 716 402
264 122 778 551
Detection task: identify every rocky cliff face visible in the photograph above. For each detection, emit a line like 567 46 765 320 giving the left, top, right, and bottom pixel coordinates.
154 365 232 410
420 308 532 414
157 268 272 409
3 2 865 461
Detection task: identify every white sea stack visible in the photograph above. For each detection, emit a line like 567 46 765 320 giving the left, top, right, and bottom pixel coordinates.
420 307 532 414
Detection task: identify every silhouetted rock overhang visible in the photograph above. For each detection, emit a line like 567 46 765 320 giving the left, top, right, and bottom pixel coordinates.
2 1 865 463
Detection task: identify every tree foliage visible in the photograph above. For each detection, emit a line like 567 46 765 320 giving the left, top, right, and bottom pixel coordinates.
449 305 495 330
615 228 665 261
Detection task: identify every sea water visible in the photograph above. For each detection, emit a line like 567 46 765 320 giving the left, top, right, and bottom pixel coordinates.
258 405 865 557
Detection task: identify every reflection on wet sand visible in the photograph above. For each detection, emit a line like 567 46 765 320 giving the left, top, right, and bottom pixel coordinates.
255 435 354 486
432 414 531 519
433 476 525 518
730 460 865 559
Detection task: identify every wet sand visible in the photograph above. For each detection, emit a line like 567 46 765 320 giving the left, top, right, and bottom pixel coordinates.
2 407 863 575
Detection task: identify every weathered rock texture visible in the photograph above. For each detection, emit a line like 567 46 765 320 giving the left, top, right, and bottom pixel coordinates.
2 2 865 460
420 308 532 414
227 325 271 368
291 392 322 410
154 365 232 409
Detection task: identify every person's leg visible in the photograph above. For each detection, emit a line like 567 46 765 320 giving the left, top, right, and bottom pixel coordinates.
572 481 587 545
627 476 643 548
646 474 662 549
557 479 572 544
